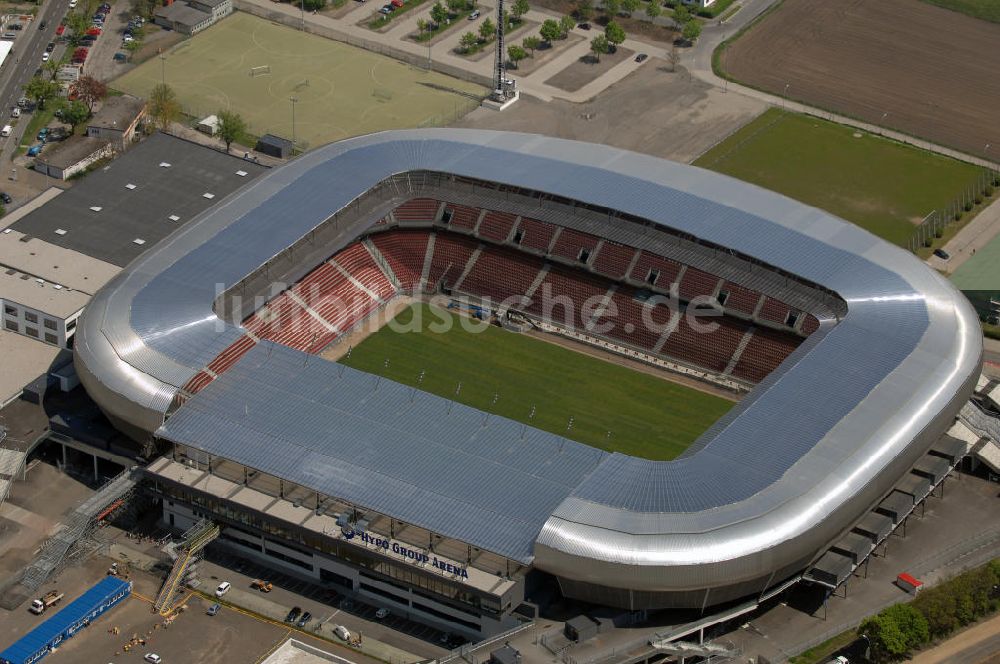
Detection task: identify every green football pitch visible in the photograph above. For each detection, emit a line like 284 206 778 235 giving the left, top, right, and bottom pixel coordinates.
113 13 486 150
337 303 734 460
694 108 983 248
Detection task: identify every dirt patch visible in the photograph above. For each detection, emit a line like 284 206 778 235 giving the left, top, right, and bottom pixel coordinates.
453 62 766 163
506 33 584 75
723 0 1000 157
319 295 414 361
544 44 634 92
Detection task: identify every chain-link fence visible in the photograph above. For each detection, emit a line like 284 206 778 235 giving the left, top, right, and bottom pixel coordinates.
908 167 1000 254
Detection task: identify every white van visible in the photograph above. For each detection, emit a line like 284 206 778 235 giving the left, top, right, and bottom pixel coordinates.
214 581 231 597
333 625 351 641
1 126 11 137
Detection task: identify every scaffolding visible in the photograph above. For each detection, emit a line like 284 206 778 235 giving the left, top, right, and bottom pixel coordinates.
21 467 139 591
153 518 219 615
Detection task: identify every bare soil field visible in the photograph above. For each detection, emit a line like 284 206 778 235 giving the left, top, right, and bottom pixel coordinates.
723 0 1000 157
545 45 634 92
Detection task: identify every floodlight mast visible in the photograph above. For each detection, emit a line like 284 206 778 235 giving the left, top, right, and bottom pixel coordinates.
492 0 507 101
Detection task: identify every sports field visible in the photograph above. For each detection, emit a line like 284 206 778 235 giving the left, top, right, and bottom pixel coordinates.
113 13 486 150
337 303 733 460
694 109 983 247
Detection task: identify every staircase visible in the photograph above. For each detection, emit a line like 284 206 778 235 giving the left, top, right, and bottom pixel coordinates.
153 519 219 615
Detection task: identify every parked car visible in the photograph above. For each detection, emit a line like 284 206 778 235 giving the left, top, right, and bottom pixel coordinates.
37 127 48 141
113 51 127 61
38 20 46 29
577 22 590 29
375 607 389 619
379 5 393 13
285 606 302 623
10 107 20 118
45 41 54 52
123 34 134 42
933 248 950 260
468 9 479 19
86 27 102 35
206 603 221 616
333 625 351 641
296 611 312 628
391 0 404 7
55 25 65 36
1 193 13 205
214 581 231 597
27 144 43 157
41 52 49 62
68 0 77 7
143 655 162 664
635 53 648 63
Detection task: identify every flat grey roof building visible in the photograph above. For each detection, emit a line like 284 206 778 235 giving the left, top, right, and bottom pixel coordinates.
12 133 268 266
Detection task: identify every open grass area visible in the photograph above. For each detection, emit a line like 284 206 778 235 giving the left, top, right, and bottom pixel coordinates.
338 303 733 460
694 108 984 247
787 629 855 664
920 0 1000 22
113 13 486 151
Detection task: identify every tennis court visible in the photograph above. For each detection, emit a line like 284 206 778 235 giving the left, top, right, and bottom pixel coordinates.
113 13 486 150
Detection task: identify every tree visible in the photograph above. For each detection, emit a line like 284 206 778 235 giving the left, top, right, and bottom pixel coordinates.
621 0 639 14
576 0 593 20
672 4 689 25
589 34 609 62
512 0 529 20
668 42 680 71
560 14 576 36
24 77 60 110
431 2 448 25
522 35 541 56
507 44 527 68
123 40 142 59
603 0 620 17
446 0 466 12
66 12 89 47
61 100 90 132
75 76 108 113
148 83 181 130
645 0 661 19
478 16 495 41
43 59 60 82
539 18 561 44
302 0 325 10
681 18 701 43
859 604 929 663
217 110 248 153
459 31 479 52
416 17 428 35
604 20 625 50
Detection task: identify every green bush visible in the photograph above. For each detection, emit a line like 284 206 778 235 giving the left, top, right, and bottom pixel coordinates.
858 603 929 662
964 201 973 211
984 185 994 198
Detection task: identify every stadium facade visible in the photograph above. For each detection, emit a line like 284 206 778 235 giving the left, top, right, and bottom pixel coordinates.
74 130 981 637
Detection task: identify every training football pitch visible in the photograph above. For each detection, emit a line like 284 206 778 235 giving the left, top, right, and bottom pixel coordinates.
113 13 486 150
694 109 983 248
337 303 734 460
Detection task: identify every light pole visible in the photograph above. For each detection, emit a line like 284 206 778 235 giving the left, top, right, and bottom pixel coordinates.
879 111 889 135
159 54 166 85
300 0 305 30
289 96 298 148
782 83 790 109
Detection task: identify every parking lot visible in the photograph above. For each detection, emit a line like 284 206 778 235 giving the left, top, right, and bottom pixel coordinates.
200 545 456 659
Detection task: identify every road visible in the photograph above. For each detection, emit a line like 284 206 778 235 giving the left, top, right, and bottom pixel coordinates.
0 0 73 164
909 612 1000 664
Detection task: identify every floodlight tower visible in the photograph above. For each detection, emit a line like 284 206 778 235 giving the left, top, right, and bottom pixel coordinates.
492 0 507 101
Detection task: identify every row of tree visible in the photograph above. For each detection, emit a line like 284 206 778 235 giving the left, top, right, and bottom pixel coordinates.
857 559 1000 662
147 83 248 152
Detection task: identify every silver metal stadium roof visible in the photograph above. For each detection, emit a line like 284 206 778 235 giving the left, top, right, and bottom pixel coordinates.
74 129 982 607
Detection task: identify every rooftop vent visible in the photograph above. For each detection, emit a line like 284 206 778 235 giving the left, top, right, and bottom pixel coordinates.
203 193 215 199
55 229 67 235
2 229 10 234
235 170 248 177
168 214 180 222
159 162 171 168
133 238 146 245
89 206 102 212
53 284 63 290
125 183 136 190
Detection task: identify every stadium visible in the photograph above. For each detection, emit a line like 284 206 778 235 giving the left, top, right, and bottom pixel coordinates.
73 130 982 638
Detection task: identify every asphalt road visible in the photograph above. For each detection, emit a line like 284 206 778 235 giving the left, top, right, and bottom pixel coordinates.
0 0 73 159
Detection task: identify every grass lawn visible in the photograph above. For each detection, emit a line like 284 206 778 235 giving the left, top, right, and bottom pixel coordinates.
787 629 856 664
113 13 486 151
338 303 733 460
920 0 1000 22
694 108 984 248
